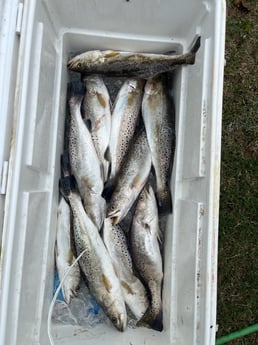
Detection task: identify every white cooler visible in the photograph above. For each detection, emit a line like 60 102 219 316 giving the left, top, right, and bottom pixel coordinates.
0 1 226 344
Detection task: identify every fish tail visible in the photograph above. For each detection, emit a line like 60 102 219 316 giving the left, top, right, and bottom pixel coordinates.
59 175 78 200
156 189 172 214
67 81 85 105
61 151 71 177
136 305 163 332
186 35 201 65
190 35 201 54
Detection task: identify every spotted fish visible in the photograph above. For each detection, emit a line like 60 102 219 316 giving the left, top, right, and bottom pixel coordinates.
107 128 151 225
68 81 106 229
60 176 127 331
82 75 111 182
67 36 201 78
131 184 163 331
55 196 80 304
142 73 175 214
107 78 144 181
103 218 149 320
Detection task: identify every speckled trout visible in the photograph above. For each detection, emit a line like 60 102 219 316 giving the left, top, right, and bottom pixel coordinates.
142 73 175 214
68 81 106 229
60 176 127 331
131 184 163 331
67 36 201 78
103 218 149 320
55 196 80 304
82 75 111 182
107 128 152 225
107 78 144 180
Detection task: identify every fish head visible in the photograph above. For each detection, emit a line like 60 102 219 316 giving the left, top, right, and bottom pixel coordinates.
137 184 152 208
83 74 104 93
125 78 145 95
135 185 158 225
107 204 122 225
107 187 136 224
144 75 163 96
67 50 103 72
102 292 127 331
84 194 106 230
110 312 127 332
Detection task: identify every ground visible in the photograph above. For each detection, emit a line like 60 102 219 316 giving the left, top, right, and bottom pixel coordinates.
216 0 258 344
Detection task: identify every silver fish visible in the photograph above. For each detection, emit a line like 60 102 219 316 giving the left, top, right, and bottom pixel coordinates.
67 36 201 78
82 75 111 182
68 81 106 229
55 196 80 304
60 176 127 332
107 78 144 180
103 218 149 320
142 73 175 214
131 184 163 331
107 128 151 225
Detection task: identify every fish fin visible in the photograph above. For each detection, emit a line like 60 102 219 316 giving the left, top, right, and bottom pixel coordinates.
189 35 201 54
121 281 134 295
100 162 105 184
157 226 163 245
136 306 163 332
81 176 94 191
67 249 74 266
109 99 113 111
61 152 71 178
156 189 172 215
152 309 163 332
102 274 113 292
96 92 107 108
111 216 119 226
131 174 142 189
59 175 78 199
105 159 111 182
104 51 120 58
184 35 201 65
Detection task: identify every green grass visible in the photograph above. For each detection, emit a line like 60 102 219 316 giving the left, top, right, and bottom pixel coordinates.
216 1 258 344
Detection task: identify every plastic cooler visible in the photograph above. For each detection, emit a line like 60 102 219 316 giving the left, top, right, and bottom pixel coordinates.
0 1 226 344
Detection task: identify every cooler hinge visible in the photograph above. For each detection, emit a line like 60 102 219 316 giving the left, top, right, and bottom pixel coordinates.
16 3 24 35
0 161 9 195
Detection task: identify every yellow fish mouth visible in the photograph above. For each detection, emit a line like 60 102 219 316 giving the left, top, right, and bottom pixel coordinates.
107 208 121 225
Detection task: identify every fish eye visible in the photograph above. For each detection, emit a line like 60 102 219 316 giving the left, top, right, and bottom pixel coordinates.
77 62 82 68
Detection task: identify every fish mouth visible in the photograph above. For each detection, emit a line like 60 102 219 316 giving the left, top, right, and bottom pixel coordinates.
67 58 73 69
115 313 127 332
107 208 121 225
67 58 78 71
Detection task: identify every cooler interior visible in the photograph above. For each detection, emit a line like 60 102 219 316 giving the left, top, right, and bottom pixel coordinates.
0 1 225 345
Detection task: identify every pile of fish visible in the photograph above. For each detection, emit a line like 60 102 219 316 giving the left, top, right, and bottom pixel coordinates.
55 35 201 332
